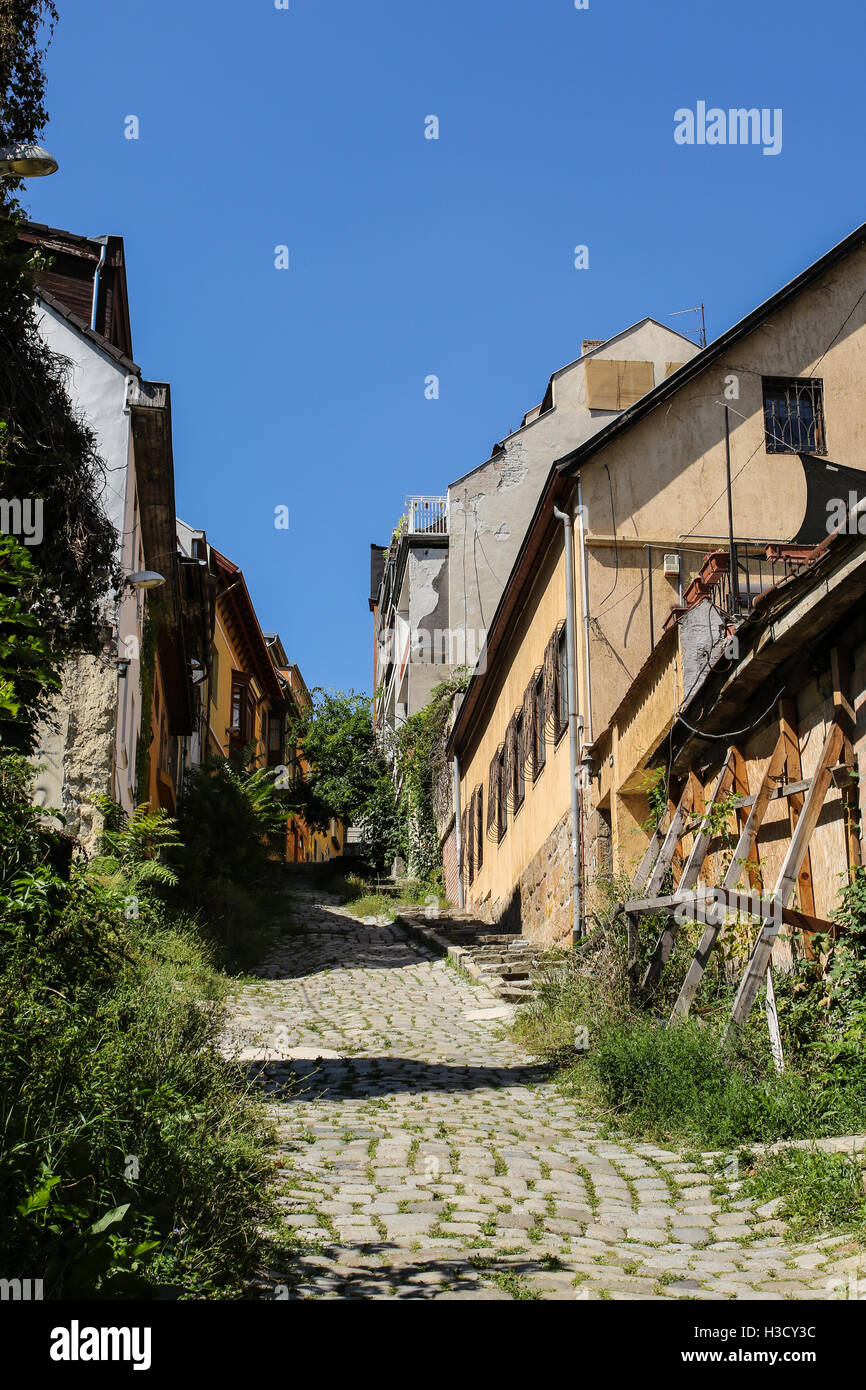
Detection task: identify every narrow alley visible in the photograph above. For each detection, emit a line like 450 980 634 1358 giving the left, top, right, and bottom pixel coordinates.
223 883 862 1301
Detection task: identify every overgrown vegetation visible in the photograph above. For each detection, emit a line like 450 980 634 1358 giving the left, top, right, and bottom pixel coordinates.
328 870 448 923
515 868 866 1153
739 1146 866 1242
1 7 119 700
0 754 274 1298
172 748 297 968
0 9 283 1292
289 670 468 886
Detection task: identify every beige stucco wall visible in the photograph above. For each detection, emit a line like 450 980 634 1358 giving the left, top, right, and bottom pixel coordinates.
458 534 573 938
453 237 866 939
576 241 866 737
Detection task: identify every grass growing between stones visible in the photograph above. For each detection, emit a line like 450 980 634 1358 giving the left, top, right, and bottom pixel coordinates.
328 871 450 924
738 1147 866 1241
512 923 866 1150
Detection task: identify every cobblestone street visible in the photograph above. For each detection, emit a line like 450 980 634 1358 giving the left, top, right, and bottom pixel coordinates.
223 884 865 1301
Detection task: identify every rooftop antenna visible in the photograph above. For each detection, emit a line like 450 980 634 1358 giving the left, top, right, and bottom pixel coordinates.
670 302 706 349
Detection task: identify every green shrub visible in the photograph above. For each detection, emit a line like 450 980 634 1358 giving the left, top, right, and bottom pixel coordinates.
740 1147 866 1240
513 883 866 1148
0 758 274 1298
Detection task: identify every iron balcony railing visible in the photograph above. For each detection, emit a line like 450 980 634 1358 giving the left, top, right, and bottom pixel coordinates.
405 495 448 536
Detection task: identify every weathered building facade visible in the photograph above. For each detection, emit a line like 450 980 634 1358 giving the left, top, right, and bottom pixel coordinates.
447 220 866 950
24 224 158 845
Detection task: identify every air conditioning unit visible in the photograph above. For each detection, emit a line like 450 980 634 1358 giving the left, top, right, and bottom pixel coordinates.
663 553 680 577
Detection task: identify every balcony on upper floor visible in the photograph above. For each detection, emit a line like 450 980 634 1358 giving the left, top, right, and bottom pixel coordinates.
405 495 448 536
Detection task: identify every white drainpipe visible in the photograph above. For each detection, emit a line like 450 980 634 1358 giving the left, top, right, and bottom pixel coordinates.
91 242 107 331
576 474 593 744
554 504 583 940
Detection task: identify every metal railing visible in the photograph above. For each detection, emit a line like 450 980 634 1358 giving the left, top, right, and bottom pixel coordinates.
707 545 814 618
405 495 448 535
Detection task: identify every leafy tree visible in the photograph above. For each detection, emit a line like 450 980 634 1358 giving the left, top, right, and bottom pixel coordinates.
289 689 401 871
0 532 59 747
393 669 469 880
1 4 119 674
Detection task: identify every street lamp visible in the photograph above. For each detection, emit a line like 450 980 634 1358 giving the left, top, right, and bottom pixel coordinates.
126 571 166 592
0 142 59 178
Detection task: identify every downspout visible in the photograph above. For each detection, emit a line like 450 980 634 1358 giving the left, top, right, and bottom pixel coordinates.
453 754 465 910
91 242 107 332
553 505 583 940
576 475 593 744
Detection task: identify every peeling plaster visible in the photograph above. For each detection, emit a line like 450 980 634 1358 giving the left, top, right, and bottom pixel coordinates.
494 441 529 492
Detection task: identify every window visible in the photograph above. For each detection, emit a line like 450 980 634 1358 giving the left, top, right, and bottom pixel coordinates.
513 714 525 809
210 646 220 707
266 711 285 766
556 628 569 741
762 377 826 455
467 790 476 886
498 750 508 838
475 787 483 872
533 672 546 778
230 673 254 744
488 745 507 843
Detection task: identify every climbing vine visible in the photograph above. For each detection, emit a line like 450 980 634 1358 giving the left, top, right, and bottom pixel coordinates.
393 667 470 881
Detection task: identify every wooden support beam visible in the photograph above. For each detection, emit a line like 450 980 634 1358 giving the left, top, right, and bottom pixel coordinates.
642 781 693 897
723 720 845 1041
642 749 737 997
831 645 862 871
779 697 816 918
671 733 786 1021
631 806 672 895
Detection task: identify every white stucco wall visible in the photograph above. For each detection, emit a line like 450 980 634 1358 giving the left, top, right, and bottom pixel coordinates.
30 304 141 830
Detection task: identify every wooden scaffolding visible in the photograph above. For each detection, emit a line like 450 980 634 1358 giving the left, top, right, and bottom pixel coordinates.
616 649 860 1064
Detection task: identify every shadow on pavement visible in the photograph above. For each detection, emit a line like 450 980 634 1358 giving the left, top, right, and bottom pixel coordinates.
240 1055 554 1099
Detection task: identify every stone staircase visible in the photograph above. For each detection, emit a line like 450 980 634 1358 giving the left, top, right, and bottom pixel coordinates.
399 912 544 1004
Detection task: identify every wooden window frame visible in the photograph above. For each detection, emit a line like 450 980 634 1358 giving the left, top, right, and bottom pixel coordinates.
230 672 254 745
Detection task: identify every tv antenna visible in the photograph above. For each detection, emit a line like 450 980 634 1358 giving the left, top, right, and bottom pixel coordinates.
670 302 706 349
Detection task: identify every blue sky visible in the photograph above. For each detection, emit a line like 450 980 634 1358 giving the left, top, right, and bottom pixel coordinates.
24 0 866 694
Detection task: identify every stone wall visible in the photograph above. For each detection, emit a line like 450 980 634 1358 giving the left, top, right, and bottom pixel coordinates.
481 809 574 947
441 820 459 905
32 655 118 855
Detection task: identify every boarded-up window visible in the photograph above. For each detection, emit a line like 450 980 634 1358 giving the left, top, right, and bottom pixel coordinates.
585 358 654 411
665 362 686 378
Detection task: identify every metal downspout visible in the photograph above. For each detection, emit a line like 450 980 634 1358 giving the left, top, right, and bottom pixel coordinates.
91 242 107 332
554 505 583 940
576 475 593 744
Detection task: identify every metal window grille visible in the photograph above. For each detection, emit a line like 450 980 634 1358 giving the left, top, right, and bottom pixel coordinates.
762 377 826 455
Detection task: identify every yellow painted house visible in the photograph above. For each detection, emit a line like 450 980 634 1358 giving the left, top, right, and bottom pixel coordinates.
447 220 866 947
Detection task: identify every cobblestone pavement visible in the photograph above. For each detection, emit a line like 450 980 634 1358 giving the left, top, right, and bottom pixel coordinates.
223 884 864 1301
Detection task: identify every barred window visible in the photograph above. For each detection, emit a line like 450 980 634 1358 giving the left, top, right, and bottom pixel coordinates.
762 377 826 455
556 627 569 741
475 786 483 872
533 672 546 777
513 713 525 809
467 787 475 885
